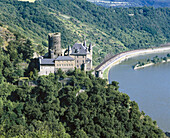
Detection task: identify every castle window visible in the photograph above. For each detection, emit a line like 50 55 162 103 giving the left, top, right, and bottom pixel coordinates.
82 60 84 63
77 60 78 63
77 65 79 68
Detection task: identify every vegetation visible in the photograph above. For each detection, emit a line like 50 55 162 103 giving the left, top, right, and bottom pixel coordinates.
0 0 170 65
0 67 165 137
0 1 169 137
0 25 35 83
133 54 170 69
0 25 166 138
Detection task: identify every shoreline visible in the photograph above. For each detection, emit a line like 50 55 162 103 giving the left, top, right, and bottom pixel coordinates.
95 44 170 80
134 59 170 70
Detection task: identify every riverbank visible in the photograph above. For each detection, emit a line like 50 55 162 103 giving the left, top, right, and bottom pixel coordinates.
134 59 170 70
95 44 170 80
108 53 170 132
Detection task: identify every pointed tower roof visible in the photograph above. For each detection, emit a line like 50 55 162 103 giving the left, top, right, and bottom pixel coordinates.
89 43 92 52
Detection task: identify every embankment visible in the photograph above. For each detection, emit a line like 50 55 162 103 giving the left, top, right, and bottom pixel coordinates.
134 59 170 70
95 44 170 79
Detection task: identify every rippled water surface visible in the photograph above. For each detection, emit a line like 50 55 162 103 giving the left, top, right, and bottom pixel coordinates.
109 52 170 132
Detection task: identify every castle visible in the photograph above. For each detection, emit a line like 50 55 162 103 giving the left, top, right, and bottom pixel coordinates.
39 33 92 75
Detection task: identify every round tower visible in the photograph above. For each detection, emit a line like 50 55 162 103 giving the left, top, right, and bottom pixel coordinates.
48 33 62 58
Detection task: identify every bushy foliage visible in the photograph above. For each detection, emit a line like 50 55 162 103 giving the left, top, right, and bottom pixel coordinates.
0 70 165 137
0 28 34 83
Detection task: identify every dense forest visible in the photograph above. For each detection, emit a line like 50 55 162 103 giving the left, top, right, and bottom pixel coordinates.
0 35 165 137
0 70 166 137
0 24 167 137
0 0 170 65
0 24 35 83
0 0 169 137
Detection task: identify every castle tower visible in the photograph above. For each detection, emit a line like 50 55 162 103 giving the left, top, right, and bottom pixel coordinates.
88 43 92 69
48 33 62 58
68 45 72 56
83 40 86 47
89 43 92 53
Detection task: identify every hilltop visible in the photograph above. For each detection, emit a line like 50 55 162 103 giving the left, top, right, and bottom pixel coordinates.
0 0 169 66
0 27 166 136
87 0 170 8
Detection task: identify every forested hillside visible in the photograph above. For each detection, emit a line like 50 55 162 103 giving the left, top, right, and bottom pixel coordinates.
0 1 169 137
0 50 165 137
0 26 165 137
0 0 169 65
0 24 35 83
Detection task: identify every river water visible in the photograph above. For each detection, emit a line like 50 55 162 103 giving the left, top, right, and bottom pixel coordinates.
108 52 170 132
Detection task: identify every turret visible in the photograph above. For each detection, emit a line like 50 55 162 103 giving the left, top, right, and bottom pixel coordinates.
83 40 86 47
89 43 92 69
68 45 72 56
89 43 92 52
83 40 87 52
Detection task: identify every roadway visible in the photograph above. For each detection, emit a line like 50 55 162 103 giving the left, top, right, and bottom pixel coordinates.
95 45 170 75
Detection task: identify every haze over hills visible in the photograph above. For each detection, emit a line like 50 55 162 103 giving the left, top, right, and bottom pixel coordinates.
87 0 170 8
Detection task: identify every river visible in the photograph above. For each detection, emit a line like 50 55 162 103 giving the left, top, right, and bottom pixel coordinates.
108 52 170 132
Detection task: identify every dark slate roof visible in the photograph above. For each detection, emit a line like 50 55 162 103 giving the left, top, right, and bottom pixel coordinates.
55 56 74 61
40 59 55 65
71 43 87 55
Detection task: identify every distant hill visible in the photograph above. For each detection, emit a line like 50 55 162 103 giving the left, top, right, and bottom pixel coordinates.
87 0 170 8
0 0 169 65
